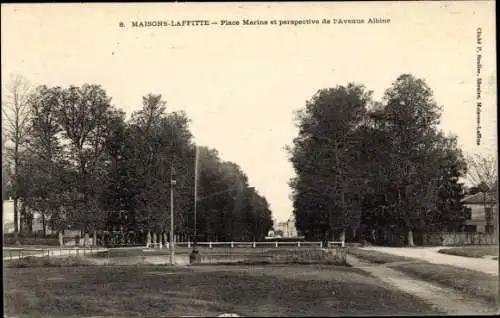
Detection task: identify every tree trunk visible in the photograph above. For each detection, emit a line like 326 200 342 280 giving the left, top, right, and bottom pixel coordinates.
42 213 46 237
408 229 415 247
84 233 90 247
13 141 19 233
340 229 346 243
13 197 19 233
19 201 25 233
27 210 33 233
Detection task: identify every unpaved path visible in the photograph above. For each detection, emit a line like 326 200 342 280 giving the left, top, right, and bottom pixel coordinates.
362 246 499 276
348 255 498 315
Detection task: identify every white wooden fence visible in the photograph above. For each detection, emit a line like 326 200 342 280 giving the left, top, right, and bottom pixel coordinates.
146 240 346 249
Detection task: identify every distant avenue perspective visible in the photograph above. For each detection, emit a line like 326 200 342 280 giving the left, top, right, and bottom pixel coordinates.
3 72 498 316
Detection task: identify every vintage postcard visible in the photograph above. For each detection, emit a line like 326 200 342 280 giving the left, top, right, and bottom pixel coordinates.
2 2 498 317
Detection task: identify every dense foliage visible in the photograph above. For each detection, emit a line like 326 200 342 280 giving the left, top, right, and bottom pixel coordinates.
288 74 470 245
2 82 273 242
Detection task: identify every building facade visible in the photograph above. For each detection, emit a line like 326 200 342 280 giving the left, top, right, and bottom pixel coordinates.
272 215 298 238
462 192 497 234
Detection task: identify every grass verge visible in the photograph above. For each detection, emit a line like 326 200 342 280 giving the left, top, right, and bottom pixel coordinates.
4 256 95 268
438 246 499 258
390 262 499 306
347 248 418 264
94 247 349 266
3 249 48 258
252 248 348 266
4 264 442 316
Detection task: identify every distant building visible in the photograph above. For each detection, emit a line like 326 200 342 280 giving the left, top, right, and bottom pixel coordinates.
462 192 497 234
272 215 298 238
285 214 298 237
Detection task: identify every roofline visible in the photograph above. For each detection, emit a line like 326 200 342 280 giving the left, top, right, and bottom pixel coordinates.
461 192 498 204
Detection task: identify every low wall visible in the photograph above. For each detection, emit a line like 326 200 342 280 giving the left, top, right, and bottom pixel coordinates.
423 232 498 246
63 238 94 247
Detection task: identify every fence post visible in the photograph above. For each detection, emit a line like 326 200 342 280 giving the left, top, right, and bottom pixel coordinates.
275 241 278 248
209 241 212 249
188 241 191 248
320 241 323 248
297 241 301 247
231 241 234 248
253 241 256 248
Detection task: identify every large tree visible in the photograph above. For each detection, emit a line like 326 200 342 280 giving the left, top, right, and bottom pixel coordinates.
289 84 371 241
23 85 66 235
381 74 444 246
9 82 275 244
465 153 497 191
289 74 469 246
2 74 33 234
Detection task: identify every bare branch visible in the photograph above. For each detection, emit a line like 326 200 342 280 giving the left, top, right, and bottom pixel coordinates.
465 153 498 190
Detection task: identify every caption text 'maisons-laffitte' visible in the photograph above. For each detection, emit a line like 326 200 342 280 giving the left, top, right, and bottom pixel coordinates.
126 18 390 28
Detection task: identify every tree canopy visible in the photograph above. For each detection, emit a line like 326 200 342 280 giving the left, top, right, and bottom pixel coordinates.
288 74 470 245
2 81 273 242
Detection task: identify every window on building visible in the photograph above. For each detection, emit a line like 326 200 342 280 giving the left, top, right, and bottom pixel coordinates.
485 225 494 234
464 209 472 220
464 225 477 233
485 207 492 220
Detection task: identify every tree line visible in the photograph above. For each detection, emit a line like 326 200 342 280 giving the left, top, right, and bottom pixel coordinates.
2 75 273 243
288 74 497 246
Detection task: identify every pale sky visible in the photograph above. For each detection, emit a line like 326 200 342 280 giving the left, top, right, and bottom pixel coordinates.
2 2 497 222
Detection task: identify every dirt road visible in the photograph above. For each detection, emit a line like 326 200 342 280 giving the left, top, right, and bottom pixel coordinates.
362 246 499 275
349 255 498 315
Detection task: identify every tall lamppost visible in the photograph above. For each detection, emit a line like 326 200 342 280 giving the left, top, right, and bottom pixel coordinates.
170 165 176 265
194 145 199 245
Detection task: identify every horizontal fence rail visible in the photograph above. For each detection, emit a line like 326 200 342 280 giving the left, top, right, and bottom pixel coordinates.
150 241 326 249
327 241 345 248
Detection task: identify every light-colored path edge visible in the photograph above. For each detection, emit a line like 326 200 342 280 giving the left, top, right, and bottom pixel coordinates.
360 246 499 276
347 254 498 315
3 247 108 261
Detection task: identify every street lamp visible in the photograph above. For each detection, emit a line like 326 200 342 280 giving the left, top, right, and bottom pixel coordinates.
194 145 199 245
170 166 176 265
170 111 177 265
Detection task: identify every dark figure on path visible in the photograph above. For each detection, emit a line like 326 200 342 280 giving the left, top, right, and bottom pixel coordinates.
189 246 200 265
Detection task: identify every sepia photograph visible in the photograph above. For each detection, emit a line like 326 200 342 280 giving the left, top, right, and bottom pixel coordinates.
2 2 498 317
